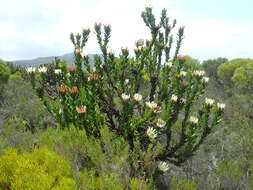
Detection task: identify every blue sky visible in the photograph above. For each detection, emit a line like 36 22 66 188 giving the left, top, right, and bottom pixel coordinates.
0 0 252 61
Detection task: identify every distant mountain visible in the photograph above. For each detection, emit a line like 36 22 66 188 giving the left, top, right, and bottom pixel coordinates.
12 53 101 67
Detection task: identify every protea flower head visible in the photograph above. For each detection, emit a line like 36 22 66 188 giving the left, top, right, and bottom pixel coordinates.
205 98 215 106
202 77 209 83
158 161 169 172
189 116 198 124
165 61 173 68
38 66 47 73
54 69 62 74
81 52 88 58
147 127 157 139
217 103 226 110
146 101 157 109
76 106 87 114
157 118 166 128
121 93 130 101
133 93 142 102
26 67 36 73
171 94 178 102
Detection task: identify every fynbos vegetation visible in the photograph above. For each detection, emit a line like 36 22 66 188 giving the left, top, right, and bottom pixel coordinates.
26 7 225 181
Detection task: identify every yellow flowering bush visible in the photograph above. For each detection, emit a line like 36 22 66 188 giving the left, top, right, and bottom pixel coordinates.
0 147 77 190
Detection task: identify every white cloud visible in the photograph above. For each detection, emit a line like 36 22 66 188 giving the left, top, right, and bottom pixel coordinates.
0 0 252 61
180 17 253 61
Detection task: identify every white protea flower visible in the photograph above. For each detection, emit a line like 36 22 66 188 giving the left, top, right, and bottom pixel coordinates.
205 98 215 106
121 93 130 101
38 66 47 73
158 162 169 172
193 70 205 77
124 79 129 85
189 116 198 124
145 3 152 9
134 93 142 102
81 52 88 58
202 77 209 83
180 71 187 77
26 67 36 73
75 47 82 54
146 101 157 109
147 127 157 139
171 94 178 102
55 69 62 74
157 118 166 128
165 61 173 68
217 103 226 110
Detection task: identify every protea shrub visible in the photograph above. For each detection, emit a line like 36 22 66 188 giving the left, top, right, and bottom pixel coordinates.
27 6 225 180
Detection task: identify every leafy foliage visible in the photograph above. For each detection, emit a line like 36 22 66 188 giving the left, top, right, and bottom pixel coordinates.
202 57 228 81
217 58 253 90
0 147 77 190
0 60 11 84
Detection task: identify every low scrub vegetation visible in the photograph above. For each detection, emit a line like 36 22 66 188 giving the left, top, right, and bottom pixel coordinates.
0 6 252 190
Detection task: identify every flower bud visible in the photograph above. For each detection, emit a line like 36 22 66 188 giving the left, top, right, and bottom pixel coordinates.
178 55 186 61
108 50 114 57
68 65 77 72
75 47 82 54
69 86 78 93
121 47 129 55
136 39 144 47
182 80 189 87
145 4 153 10
134 47 141 54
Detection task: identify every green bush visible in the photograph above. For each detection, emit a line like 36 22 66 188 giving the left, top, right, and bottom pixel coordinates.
0 118 35 153
79 169 156 190
0 81 55 132
202 57 228 81
170 176 197 190
217 159 246 189
0 147 77 190
0 60 11 84
217 58 253 90
38 125 160 184
9 71 23 82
